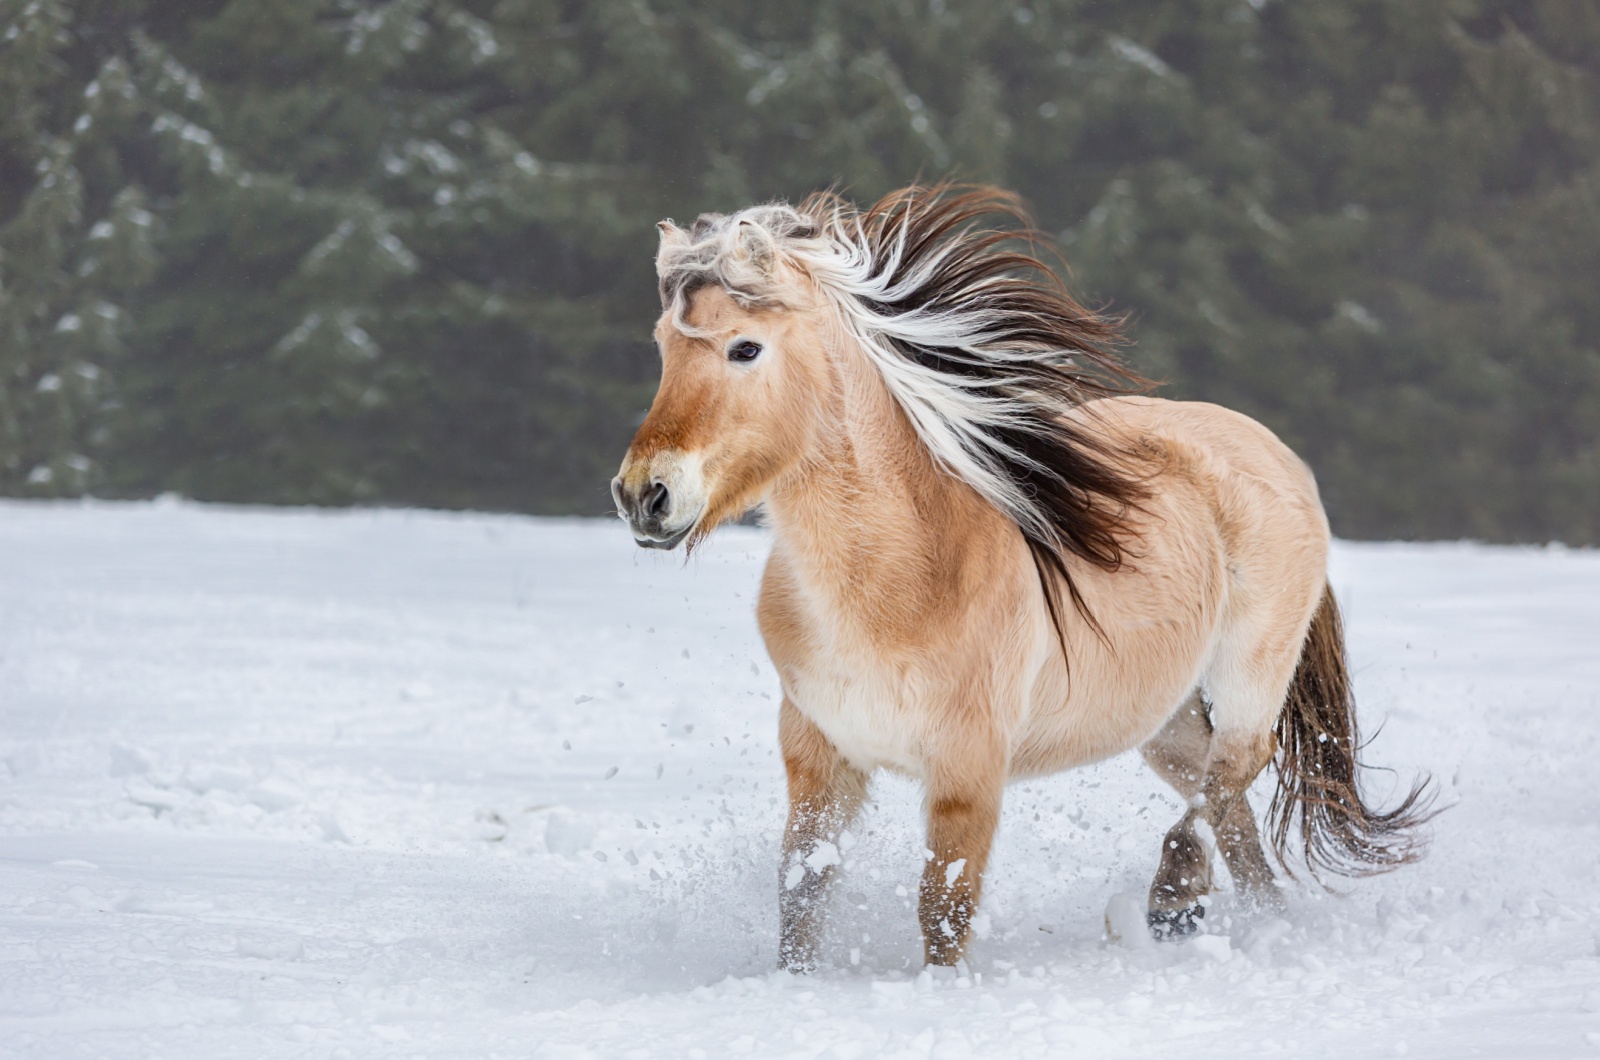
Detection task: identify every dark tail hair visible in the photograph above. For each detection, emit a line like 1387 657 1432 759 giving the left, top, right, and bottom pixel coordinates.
1267 586 1439 879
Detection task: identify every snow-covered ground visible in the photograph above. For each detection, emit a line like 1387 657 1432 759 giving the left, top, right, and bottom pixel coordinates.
0 499 1597 1059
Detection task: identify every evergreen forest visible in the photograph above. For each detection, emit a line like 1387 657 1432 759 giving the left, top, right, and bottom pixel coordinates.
3 0 1598 542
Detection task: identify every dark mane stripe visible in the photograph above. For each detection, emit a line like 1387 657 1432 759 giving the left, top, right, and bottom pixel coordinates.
810 185 1152 638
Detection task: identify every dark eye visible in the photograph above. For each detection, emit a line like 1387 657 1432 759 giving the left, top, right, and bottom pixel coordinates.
727 339 763 363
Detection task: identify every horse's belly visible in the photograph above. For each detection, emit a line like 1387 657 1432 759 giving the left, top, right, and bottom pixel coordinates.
1011 682 1192 776
788 667 925 776
1009 623 1215 777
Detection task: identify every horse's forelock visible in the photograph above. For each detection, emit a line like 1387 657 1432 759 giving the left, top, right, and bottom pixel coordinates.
656 203 824 326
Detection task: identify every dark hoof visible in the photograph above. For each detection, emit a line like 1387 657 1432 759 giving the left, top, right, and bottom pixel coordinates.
778 953 817 975
1147 904 1204 941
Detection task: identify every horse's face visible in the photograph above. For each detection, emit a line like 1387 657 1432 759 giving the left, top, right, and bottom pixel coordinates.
613 281 826 549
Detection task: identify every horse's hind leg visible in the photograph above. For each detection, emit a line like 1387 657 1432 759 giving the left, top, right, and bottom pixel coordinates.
778 700 868 972
1141 690 1212 797
1140 692 1280 937
1212 766 1277 903
1198 731 1281 910
1140 692 1218 937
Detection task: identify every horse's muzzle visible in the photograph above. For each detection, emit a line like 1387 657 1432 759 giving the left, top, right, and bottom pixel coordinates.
612 474 696 549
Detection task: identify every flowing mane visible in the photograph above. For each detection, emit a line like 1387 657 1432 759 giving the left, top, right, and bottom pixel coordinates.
655 184 1152 631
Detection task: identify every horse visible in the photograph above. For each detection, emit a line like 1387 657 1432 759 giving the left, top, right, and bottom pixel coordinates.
612 184 1435 970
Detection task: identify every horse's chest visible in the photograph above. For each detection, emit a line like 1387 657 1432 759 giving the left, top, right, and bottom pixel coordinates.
785 655 926 776
761 554 946 775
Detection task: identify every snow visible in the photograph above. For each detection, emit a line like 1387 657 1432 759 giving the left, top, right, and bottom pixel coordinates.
1 499 1598 1058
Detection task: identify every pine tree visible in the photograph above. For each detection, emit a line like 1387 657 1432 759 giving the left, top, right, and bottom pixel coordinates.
0 0 159 494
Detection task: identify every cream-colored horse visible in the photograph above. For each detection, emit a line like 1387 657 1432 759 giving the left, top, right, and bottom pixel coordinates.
613 185 1433 970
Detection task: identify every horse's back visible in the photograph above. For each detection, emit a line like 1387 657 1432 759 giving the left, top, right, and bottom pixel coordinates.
1082 396 1327 570
1095 397 1323 527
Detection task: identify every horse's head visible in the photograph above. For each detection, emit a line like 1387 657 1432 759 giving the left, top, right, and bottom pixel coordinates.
612 212 830 550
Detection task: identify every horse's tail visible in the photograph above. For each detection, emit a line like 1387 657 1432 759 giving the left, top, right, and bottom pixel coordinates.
1266 585 1438 879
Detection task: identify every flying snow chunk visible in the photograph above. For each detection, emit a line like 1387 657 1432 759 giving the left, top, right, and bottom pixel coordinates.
1104 891 1152 948
804 841 841 873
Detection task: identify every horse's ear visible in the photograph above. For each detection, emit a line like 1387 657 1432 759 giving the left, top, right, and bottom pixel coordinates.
655 220 690 279
729 217 775 274
657 219 688 247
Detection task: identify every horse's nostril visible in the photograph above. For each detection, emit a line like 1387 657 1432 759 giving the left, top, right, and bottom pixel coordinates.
642 481 670 519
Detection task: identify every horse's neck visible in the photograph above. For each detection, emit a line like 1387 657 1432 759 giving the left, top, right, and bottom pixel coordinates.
764 351 1000 628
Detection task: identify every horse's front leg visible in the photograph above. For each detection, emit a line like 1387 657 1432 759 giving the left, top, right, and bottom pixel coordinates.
919 733 1005 967
778 699 868 972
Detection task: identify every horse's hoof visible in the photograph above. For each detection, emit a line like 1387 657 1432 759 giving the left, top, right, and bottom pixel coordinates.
1147 904 1204 941
778 948 818 975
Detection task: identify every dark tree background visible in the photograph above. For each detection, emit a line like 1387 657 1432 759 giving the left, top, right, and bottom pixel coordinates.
3 0 1597 541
